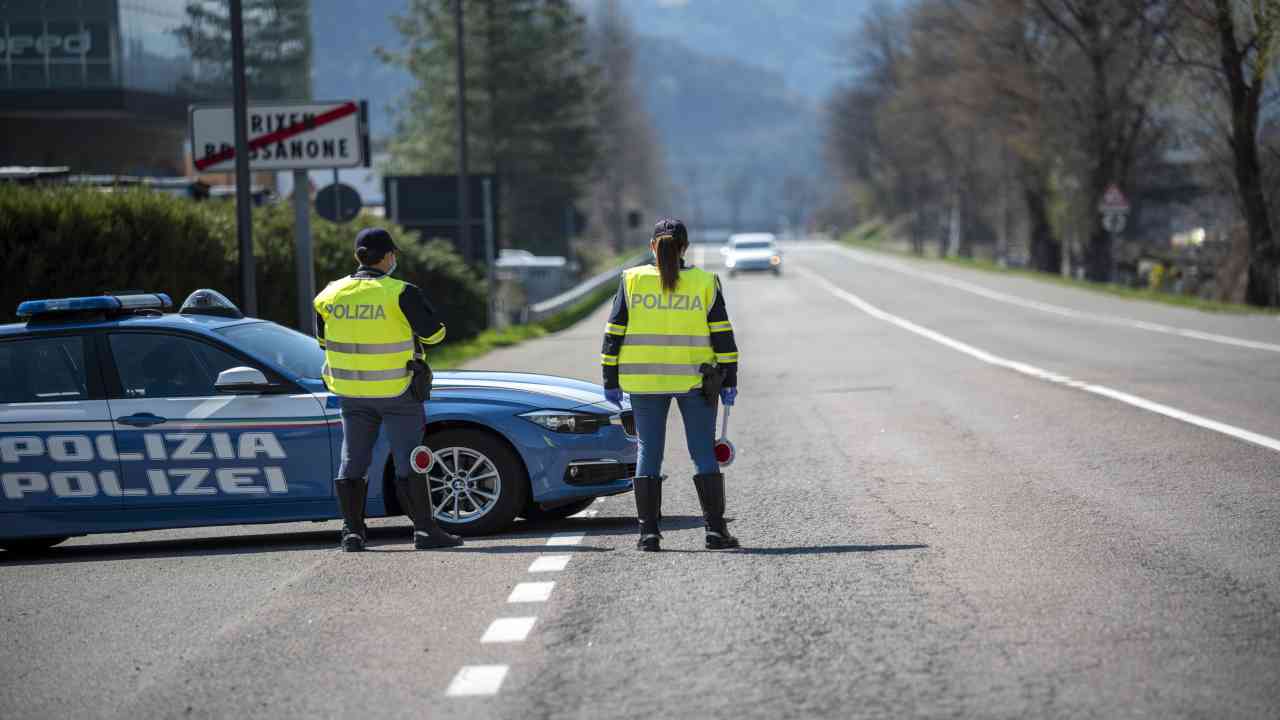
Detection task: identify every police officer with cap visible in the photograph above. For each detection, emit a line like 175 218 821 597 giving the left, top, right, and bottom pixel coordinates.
601 218 741 551
314 227 462 552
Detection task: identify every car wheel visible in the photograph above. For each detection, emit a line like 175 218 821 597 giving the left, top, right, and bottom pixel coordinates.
520 497 596 525
425 428 528 536
0 536 69 554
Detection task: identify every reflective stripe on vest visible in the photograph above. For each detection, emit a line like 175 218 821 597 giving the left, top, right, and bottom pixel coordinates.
314 275 416 398
617 266 717 394
322 365 412 382
322 339 416 354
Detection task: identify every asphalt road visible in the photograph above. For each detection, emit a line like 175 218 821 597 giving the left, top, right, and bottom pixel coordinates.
3 240 1278 718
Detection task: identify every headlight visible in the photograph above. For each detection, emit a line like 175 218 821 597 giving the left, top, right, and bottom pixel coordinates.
520 410 609 434
770 255 781 265
725 258 736 268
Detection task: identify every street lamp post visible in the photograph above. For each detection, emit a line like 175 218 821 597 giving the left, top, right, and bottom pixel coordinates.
454 0 472 302
229 0 256 315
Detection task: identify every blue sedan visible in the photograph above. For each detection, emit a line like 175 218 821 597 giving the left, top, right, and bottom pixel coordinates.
0 291 636 552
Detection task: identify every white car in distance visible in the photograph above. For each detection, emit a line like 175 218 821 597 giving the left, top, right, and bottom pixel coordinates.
722 232 782 277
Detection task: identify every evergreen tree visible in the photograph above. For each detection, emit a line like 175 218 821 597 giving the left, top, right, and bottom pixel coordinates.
381 0 598 255
176 0 313 101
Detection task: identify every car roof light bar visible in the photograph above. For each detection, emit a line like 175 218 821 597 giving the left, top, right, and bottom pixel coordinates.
16 292 172 319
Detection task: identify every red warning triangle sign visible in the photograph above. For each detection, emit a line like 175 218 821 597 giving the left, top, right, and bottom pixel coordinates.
1098 183 1130 212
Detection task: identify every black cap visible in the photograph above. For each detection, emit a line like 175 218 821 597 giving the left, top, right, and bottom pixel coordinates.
354 227 398 258
652 217 687 243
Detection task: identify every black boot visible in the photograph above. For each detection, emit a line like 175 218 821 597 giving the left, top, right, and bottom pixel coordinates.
693 472 739 549
396 474 463 549
334 477 368 552
633 475 663 551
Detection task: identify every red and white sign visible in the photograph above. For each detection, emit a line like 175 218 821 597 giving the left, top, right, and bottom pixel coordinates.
1098 183 1130 213
190 100 366 172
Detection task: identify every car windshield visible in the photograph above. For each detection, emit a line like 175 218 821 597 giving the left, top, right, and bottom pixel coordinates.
733 241 773 251
218 322 325 379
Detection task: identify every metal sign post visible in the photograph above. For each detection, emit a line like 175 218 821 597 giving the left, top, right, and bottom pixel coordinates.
228 0 255 316
1097 183 1131 240
292 169 315 335
483 177 496 327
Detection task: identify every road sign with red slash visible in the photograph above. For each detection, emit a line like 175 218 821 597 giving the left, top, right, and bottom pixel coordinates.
410 445 435 475
190 100 368 172
714 405 736 467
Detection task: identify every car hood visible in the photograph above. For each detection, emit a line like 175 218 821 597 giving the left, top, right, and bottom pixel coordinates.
729 249 777 261
431 371 627 413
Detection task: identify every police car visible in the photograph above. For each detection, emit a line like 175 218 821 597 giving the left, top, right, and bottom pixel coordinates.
0 290 637 553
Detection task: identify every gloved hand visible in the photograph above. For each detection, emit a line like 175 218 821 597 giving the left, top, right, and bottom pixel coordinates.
605 387 624 406
720 387 737 406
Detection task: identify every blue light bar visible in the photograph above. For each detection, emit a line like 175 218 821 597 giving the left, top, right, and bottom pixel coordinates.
16 293 172 319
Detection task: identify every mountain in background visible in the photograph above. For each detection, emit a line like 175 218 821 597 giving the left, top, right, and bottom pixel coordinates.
588 0 862 102
309 0 863 230
633 35 821 228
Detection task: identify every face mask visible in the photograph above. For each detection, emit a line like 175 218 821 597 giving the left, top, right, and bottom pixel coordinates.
387 256 398 276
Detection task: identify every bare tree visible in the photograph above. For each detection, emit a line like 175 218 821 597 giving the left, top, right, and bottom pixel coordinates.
1174 0 1279 306
1029 0 1182 281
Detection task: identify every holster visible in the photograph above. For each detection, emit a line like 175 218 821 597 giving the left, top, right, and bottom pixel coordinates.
698 363 724 407
407 358 433 402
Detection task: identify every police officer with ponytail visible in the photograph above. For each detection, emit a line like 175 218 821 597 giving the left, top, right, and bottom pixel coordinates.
602 218 740 552
314 227 463 552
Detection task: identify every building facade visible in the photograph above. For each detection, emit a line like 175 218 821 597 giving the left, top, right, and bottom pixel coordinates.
1 0 310 176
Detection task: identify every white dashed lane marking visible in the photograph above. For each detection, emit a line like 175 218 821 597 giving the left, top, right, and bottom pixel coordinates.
529 555 571 573
546 532 585 546
481 617 538 644
448 521 599 697
446 665 509 697
508 581 555 603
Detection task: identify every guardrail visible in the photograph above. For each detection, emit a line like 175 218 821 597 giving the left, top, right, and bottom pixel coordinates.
520 252 648 324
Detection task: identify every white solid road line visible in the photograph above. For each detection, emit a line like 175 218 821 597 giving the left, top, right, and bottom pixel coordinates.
508 581 556 603
529 555 572 573
446 665 509 697
546 532 586 546
821 244 1280 354
481 617 538 644
796 266 1280 454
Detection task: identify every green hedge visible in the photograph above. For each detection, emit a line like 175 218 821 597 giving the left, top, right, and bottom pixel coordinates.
0 186 488 340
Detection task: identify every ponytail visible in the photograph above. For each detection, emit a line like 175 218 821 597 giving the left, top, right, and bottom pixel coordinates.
652 218 689 293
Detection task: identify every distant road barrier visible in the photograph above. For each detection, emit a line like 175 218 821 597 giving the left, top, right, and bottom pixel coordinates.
521 253 647 324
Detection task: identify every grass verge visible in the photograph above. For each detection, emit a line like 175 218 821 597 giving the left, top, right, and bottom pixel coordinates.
839 224 1278 316
431 281 618 369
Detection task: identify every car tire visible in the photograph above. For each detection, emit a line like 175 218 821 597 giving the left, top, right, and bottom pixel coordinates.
0 536 69 554
424 428 528 536
520 497 596 525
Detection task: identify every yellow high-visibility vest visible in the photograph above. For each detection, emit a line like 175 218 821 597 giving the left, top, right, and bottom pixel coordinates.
314 275 418 398
617 265 718 394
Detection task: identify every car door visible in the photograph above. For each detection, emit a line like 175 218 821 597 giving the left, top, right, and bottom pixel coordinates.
0 333 124 513
103 331 333 508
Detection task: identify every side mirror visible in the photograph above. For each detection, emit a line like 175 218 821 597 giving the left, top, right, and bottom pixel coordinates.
215 366 273 394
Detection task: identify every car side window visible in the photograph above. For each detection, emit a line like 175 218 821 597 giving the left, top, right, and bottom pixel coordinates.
0 336 89 404
108 333 249 399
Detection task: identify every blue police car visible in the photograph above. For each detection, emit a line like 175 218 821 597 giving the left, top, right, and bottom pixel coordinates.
0 290 636 552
